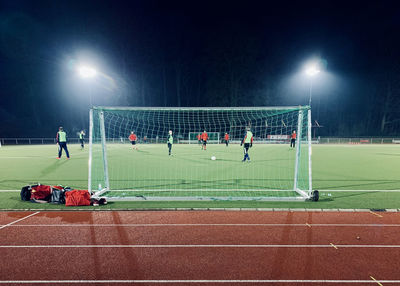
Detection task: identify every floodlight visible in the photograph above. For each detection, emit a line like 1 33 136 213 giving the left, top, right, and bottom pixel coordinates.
78 65 97 78
303 60 322 106
305 65 320 77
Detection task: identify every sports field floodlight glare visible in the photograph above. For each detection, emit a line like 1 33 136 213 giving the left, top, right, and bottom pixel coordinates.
78 65 97 78
76 64 97 106
304 60 321 106
305 64 320 77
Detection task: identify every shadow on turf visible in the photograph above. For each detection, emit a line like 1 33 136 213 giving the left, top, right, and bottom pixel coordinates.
106 178 295 191
328 191 379 199
318 197 334 202
375 153 400 156
314 179 400 190
40 159 69 176
199 157 293 163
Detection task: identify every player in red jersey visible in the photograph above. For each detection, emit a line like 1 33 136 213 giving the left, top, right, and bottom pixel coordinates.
129 131 138 150
290 130 296 148
201 130 208 150
224 133 229 147
197 133 201 145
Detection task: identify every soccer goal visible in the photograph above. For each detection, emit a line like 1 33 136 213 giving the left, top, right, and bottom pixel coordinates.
89 106 312 201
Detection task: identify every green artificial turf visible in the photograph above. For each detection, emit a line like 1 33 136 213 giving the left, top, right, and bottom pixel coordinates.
91 143 305 195
1 143 400 209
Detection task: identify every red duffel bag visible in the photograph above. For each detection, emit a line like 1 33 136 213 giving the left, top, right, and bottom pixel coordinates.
65 190 91 206
31 185 52 200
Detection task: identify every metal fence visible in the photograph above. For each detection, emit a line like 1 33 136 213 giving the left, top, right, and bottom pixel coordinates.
0 138 83 145
317 137 400 144
1 137 400 146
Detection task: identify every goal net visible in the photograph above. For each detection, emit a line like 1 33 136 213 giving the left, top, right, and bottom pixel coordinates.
89 106 312 201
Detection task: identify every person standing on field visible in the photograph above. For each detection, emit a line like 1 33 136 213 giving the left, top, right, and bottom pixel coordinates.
224 133 229 147
56 127 70 159
241 127 253 162
129 131 138 150
167 130 173 155
197 133 201 145
290 130 296 148
201 130 208 150
79 130 85 149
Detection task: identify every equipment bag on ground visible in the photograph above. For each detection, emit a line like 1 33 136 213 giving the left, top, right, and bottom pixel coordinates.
65 190 91 206
49 186 66 204
20 185 38 201
30 185 52 201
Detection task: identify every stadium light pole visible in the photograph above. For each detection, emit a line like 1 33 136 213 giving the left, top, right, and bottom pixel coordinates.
304 61 320 197
77 65 97 106
76 64 98 195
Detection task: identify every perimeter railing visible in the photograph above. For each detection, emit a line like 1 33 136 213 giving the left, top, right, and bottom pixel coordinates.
0 138 83 145
1 137 400 146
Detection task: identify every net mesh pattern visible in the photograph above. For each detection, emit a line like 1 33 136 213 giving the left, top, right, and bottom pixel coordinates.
90 107 310 200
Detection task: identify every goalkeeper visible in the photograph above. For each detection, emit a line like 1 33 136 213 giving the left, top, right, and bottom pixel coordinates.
167 130 173 155
241 127 253 162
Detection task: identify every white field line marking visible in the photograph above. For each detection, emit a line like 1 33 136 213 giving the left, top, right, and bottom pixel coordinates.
0 280 400 284
2 189 400 193
103 189 400 193
1 244 400 248
4 223 400 227
0 212 40 230
321 190 400 192
3 189 400 192
0 157 55 159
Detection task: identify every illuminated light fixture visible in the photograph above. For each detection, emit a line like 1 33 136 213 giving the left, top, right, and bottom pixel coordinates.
78 65 97 78
305 63 320 77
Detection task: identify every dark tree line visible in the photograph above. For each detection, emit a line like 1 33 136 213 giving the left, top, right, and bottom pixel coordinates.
1 1 400 137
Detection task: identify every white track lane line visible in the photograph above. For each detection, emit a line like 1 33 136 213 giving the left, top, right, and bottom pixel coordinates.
0 211 40 230
1 244 400 248
3 223 400 227
0 279 398 284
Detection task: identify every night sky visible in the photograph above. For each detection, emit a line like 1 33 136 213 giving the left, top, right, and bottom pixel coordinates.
0 0 400 137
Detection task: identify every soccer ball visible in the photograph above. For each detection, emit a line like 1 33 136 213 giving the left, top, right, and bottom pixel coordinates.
211 156 216 160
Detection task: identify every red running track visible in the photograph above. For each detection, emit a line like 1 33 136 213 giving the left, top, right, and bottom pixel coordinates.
0 210 400 286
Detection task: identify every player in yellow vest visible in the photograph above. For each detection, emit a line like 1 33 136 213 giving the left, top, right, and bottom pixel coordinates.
167 130 173 155
56 127 70 159
240 127 253 162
